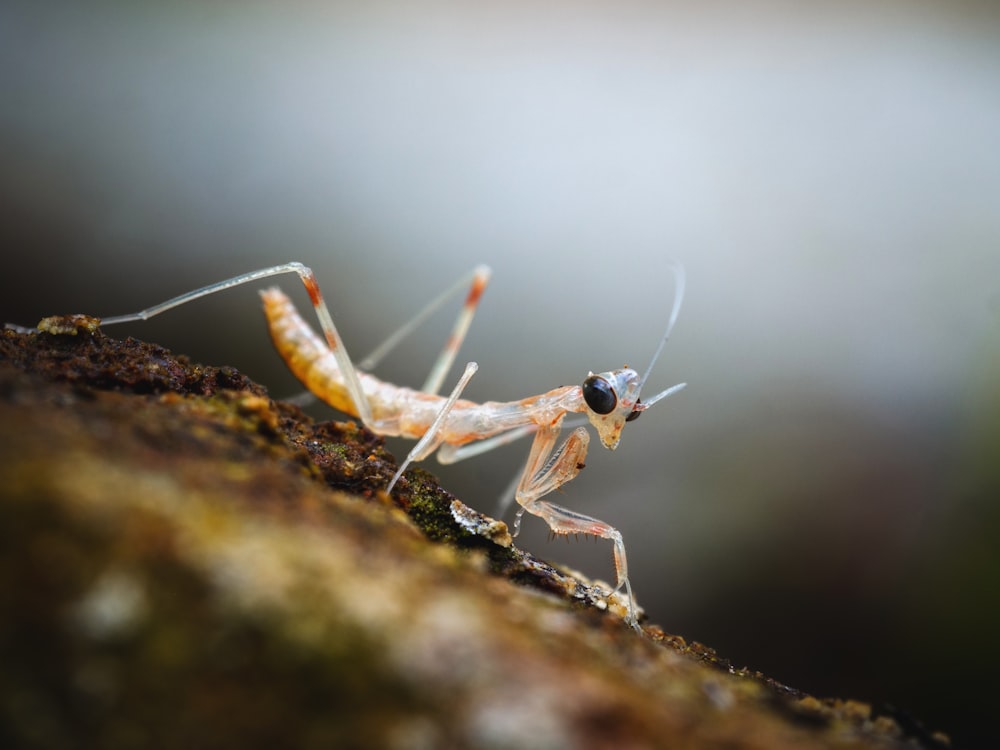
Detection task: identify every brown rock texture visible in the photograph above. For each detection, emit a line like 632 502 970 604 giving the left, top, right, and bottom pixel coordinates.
0 326 949 750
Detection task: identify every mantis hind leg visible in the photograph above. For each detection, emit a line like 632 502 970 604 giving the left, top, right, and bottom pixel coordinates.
282 264 492 407
358 265 492 395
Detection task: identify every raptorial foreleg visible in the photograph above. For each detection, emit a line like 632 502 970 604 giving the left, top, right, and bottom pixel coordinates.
513 421 639 629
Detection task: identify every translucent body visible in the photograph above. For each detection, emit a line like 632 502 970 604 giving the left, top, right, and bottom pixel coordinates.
11 261 685 630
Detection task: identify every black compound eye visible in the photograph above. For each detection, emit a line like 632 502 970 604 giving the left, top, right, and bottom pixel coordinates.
582 375 617 415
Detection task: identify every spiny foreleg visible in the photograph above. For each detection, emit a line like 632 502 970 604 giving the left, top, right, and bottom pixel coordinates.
514 421 639 629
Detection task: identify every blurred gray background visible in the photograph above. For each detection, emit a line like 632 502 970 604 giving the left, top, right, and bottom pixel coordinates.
3 1 999 746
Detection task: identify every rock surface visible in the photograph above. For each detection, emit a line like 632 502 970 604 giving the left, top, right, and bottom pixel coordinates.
0 326 948 749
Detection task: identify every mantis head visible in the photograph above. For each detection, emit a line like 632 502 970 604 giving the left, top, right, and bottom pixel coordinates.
580 262 687 450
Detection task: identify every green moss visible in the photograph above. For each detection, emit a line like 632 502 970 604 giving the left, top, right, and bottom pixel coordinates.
399 468 473 544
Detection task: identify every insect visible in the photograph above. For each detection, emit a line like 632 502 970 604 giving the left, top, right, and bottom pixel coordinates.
11 261 686 629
